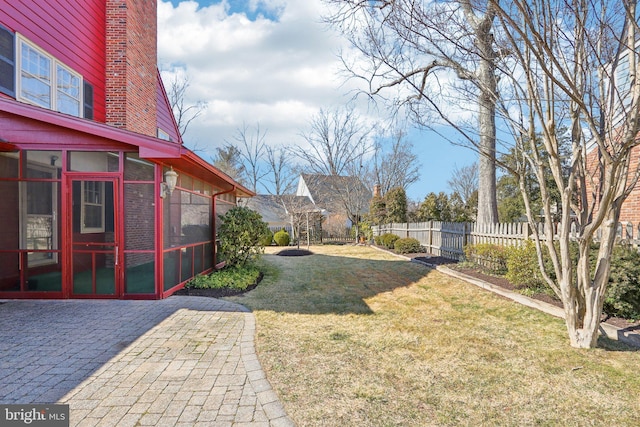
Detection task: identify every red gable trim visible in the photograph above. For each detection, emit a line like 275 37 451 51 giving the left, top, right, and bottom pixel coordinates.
0 97 182 158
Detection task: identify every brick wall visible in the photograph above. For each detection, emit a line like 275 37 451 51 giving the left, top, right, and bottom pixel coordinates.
585 144 640 225
105 0 158 136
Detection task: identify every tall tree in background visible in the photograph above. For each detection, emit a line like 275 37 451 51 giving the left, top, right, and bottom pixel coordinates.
291 107 373 176
265 145 297 196
373 131 421 195
228 123 268 193
324 0 500 224
447 163 478 208
211 144 245 184
166 71 207 138
493 0 640 348
384 187 408 223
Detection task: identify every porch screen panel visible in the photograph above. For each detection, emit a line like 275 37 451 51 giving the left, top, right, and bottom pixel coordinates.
0 152 19 178
124 183 155 294
163 189 212 248
181 192 211 244
0 253 20 292
0 180 19 292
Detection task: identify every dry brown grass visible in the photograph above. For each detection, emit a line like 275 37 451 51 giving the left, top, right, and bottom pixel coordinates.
227 245 640 426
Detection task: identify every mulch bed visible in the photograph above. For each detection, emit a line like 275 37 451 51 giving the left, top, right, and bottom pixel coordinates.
392 249 640 333
174 272 263 298
276 249 314 256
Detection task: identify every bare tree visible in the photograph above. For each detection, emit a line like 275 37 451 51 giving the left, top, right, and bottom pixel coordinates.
448 163 478 206
292 107 374 176
228 123 268 193
166 72 207 138
373 131 421 195
265 145 297 196
493 0 640 348
323 0 501 224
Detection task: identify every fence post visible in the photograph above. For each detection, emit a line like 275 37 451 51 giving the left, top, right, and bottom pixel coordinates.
428 220 433 255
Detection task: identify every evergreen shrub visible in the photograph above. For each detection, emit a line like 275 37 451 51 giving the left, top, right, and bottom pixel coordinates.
394 238 422 254
274 229 291 246
381 233 400 249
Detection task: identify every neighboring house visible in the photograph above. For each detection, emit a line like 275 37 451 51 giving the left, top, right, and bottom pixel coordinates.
296 174 371 235
0 1 253 299
244 194 321 236
243 195 293 230
585 40 640 231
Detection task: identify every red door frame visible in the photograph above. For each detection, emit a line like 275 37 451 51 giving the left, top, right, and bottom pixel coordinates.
64 173 123 298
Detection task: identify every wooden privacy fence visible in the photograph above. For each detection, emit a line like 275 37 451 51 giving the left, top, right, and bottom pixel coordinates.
373 220 640 260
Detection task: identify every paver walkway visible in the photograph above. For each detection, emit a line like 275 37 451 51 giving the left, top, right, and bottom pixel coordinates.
0 297 294 426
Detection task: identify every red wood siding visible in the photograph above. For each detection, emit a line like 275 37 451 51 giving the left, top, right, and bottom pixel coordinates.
0 0 106 122
156 73 182 143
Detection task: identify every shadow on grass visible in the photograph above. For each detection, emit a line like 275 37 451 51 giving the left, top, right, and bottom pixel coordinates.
231 252 433 315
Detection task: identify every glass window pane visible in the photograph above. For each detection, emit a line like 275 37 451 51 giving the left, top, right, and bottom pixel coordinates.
125 183 155 250
69 151 120 172
56 64 80 116
124 153 155 181
25 151 62 175
20 42 51 108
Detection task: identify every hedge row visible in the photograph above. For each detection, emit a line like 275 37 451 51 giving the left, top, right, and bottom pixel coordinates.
464 241 640 319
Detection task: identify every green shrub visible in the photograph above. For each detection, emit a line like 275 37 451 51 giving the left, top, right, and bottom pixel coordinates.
374 235 384 246
394 237 422 254
381 233 400 249
464 243 508 274
218 206 270 267
187 264 261 290
604 245 640 319
274 229 291 246
261 229 274 246
505 240 545 288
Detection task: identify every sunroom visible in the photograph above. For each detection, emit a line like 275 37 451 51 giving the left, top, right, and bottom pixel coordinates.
0 97 252 299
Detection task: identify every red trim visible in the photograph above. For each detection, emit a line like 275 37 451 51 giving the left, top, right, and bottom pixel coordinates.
0 97 183 158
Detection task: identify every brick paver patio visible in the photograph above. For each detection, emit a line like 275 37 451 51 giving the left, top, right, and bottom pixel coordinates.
0 297 293 426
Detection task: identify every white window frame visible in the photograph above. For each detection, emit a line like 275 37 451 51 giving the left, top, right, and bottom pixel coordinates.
157 128 172 141
16 34 82 117
81 181 106 234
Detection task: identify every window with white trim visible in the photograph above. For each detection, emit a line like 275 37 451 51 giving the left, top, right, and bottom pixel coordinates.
81 181 105 233
17 34 82 117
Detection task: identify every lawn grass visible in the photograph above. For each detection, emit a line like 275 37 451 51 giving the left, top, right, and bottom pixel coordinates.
227 245 640 427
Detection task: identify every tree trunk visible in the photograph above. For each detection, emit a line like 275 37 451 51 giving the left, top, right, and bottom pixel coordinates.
475 17 499 225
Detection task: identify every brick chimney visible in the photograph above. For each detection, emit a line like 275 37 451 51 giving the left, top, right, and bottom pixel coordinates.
105 0 158 137
373 184 381 198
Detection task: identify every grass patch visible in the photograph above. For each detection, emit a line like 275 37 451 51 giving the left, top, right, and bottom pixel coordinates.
186 264 261 290
227 245 640 427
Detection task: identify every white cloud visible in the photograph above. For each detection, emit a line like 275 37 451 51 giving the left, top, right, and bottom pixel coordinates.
158 0 356 152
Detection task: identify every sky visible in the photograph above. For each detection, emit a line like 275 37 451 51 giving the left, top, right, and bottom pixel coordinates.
158 0 479 201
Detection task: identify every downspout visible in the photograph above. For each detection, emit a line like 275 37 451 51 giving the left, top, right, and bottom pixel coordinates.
212 185 236 268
